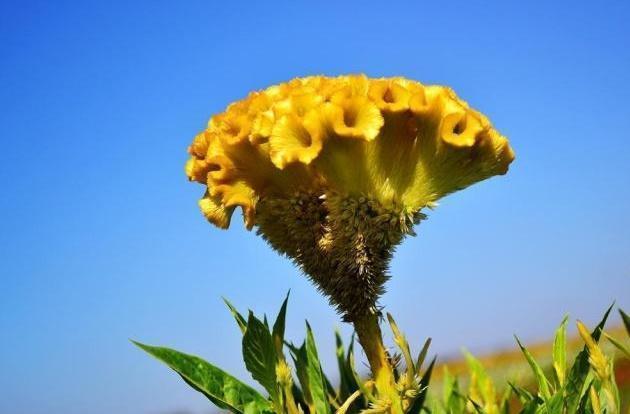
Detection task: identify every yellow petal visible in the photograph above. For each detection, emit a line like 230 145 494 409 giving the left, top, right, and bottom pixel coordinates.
198 191 234 229
210 182 257 229
273 92 323 119
329 74 370 102
205 154 235 183
185 157 210 183
186 75 514 230
269 110 324 169
250 109 275 144
439 100 483 148
325 97 384 141
189 131 210 158
213 112 252 145
368 79 412 113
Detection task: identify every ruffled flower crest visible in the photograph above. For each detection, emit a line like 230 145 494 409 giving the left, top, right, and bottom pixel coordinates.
185 75 514 317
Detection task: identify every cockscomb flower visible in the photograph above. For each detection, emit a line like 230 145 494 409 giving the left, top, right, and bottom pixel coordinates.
186 74 514 320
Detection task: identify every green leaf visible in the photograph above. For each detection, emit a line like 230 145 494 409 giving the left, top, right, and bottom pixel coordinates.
508 382 542 404
290 342 313 409
546 392 565 414
242 312 279 405
133 341 271 414
408 356 436 414
620 308 630 337
604 333 630 359
290 382 307 411
223 297 247 334
519 399 540 414
575 377 594 414
499 385 512 414
566 304 613 414
608 359 622 414
335 331 353 402
443 368 465 414
343 334 361 403
305 321 331 414
416 337 432 376
272 292 290 355
465 394 486 414
553 315 569 387
464 351 495 405
515 335 551 400
323 373 338 407
387 313 415 384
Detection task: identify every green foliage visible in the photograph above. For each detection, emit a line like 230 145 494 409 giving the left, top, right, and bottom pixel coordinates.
243 311 281 408
564 304 613 413
514 335 551 400
620 309 630 336
132 341 272 414
553 316 569 387
425 305 628 414
223 297 247 334
135 302 628 414
304 322 331 414
605 309 630 359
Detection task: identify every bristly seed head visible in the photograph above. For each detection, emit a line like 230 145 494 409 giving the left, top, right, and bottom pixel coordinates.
256 191 425 320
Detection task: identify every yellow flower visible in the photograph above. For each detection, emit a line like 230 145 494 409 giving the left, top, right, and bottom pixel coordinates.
185 74 514 318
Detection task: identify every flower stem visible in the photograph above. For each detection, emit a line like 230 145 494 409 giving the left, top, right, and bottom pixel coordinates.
353 312 403 414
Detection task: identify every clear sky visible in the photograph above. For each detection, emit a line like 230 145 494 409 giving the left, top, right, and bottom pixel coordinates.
1 1 629 413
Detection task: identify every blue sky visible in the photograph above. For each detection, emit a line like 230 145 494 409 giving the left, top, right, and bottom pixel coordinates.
1 1 629 413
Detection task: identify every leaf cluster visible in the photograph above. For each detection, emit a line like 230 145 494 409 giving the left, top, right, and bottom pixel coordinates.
425 306 629 414
134 303 629 414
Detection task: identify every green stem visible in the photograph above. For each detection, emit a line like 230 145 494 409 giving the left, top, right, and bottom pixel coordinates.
353 312 403 414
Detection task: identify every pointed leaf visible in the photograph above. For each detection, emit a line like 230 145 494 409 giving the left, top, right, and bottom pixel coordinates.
443 368 465 414
323 374 337 407
387 313 415 384
515 335 551 400
408 356 436 414
343 338 361 404
133 341 271 414
290 382 307 411
566 304 613 414
464 351 496 406
466 395 486 414
546 392 564 414
243 312 279 404
305 321 331 414
575 377 595 414
335 331 354 401
604 333 630 359
589 385 602 414
553 316 569 387
508 382 541 404
272 292 290 355
223 297 247 334
620 308 630 337
608 358 622 414
291 342 314 409
499 385 512 414
416 338 432 376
